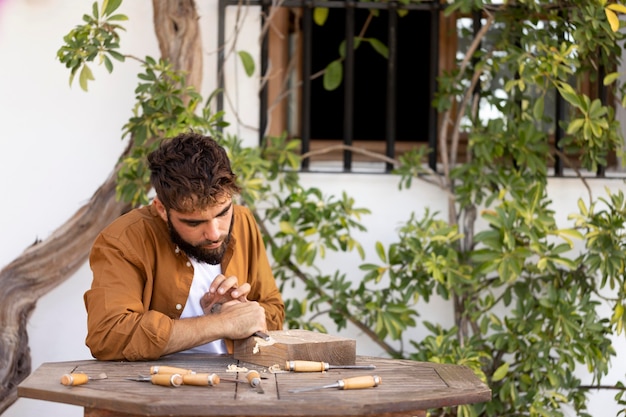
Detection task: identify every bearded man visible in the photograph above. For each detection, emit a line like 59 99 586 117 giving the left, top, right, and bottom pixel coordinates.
84 132 284 361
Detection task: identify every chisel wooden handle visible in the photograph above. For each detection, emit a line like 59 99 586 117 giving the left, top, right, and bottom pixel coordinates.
289 375 382 393
285 361 328 372
150 365 195 375
60 373 89 386
151 373 183 387
339 375 382 390
182 373 220 386
245 370 262 387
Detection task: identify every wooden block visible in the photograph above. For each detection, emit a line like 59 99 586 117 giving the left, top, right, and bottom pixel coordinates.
233 329 356 368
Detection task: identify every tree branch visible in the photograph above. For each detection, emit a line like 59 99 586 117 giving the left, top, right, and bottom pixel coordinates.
0 147 132 414
0 1 203 413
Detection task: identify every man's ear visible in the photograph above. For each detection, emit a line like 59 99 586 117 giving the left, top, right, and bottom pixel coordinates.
153 198 168 222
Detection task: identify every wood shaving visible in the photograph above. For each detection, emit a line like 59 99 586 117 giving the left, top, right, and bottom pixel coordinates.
252 342 260 354
268 364 286 373
226 364 249 373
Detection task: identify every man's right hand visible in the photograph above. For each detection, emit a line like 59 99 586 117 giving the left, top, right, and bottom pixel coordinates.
163 300 267 355
216 301 268 339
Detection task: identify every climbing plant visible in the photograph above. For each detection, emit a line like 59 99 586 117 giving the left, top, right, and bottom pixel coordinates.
55 1 626 416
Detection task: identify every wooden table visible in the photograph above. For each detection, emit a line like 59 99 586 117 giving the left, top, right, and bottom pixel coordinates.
18 354 491 417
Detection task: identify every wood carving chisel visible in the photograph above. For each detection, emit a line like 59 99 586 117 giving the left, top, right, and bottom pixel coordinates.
180 373 220 386
150 365 196 375
285 360 376 372
220 374 268 385
60 372 108 386
246 370 264 394
288 375 382 393
253 331 271 341
127 374 183 387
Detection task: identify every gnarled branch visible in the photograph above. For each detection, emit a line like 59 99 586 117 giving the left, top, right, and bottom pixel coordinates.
0 1 202 413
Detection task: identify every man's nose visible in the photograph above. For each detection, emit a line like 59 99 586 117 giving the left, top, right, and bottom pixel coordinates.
202 221 221 241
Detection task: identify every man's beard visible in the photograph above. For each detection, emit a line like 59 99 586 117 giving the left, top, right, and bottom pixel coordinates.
168 219 230 265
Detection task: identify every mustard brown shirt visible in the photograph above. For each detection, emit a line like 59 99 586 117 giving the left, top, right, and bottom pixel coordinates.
85 204 284 361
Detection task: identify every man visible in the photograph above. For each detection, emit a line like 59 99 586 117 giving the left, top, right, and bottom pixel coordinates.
84 132 284 361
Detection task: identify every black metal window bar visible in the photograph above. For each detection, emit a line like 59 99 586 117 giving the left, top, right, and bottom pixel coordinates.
216 1 610 177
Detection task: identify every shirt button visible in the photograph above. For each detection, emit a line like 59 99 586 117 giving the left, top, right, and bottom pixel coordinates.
186 261 191 267
176 304 183 310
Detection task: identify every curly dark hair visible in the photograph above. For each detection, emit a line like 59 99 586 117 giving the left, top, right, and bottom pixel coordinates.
148 132 241 212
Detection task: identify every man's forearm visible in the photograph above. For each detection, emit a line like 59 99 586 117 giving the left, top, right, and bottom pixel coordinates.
162 315 226 355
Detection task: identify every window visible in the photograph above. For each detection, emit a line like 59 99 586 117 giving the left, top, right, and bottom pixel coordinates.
219 0 445 173
217 1 619 176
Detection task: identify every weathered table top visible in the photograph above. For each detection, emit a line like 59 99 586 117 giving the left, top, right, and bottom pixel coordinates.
18 354 491 417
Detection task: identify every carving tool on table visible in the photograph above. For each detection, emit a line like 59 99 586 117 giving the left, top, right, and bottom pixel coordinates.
60 372 108 386
127 374 184 387
180 373 221 386
288 375 382 393
150 363 266 387
150 365 196 375
246 370 264 394
220 373 267 386
285 360 376 372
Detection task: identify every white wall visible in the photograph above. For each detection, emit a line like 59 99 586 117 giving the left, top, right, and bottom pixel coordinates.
0 1 624 416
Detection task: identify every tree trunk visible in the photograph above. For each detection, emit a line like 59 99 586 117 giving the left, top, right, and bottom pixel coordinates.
0 159 133 414
152 0 203 93
0 1 202 413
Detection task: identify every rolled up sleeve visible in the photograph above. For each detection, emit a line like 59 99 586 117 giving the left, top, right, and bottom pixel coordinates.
85 232 174 361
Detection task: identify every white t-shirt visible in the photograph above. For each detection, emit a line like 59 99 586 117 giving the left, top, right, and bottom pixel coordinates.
179 257 228 354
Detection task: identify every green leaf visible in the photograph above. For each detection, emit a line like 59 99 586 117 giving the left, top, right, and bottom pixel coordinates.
367 38 388 59
375 241 387 263
78 64 95 91
555 228 584 241
238 51 255 77
492 362 509 382
566 118 585 135
605 8 620 32
603 71 620 86
103 55 113 73
323 60 343 91
108 50 125 62
608 3 626 13
279 220 297 234
313 7 329 26
339 38 363 58
102 0 123 17
68 71 76 88
612 303 624 326
107 14 129 22
557 82 581 108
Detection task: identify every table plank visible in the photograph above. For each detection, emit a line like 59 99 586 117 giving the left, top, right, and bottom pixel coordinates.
18 354 490 416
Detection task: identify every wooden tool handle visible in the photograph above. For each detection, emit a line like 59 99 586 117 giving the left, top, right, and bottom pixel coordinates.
150 365 195 375
245 370 261 387
60 373 89 386
339 375 382 390
285 360 328 372
182 373 220 386
151 373 183 387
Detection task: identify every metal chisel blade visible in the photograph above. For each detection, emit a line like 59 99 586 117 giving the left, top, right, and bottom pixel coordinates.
330 364 376 369
288 383 338 393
